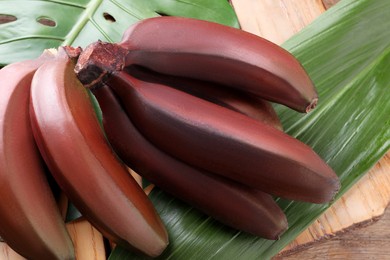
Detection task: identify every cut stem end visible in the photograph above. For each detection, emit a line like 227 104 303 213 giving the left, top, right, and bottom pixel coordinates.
305 98 318 113
75 41 126 89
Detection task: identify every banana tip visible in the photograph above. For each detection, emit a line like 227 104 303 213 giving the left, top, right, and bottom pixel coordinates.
268 223 288 241
306 98 318 113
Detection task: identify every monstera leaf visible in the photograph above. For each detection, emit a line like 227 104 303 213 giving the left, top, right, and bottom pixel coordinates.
0 0 238 66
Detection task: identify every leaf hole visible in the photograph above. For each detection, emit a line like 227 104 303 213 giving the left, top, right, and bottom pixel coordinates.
103 12 116 22
0 14 17 24
156 11 169 17
36 17 56 27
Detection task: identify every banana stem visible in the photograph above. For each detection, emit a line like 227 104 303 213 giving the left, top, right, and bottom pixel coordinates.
75 41 126 89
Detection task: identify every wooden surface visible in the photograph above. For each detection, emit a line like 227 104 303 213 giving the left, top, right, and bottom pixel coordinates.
1 1 390 259
231 0 390 258
232 0 327 45
277 206 390 259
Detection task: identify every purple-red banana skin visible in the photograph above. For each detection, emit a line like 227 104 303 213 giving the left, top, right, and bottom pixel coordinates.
0 56 75 260
125 66 283 130
93 85 288 239
29 51 168 257
108 72 340 203
75 16 317 113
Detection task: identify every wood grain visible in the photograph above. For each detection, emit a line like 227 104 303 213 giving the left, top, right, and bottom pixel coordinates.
277 206 390 259
66 218 106 260
231 0 326 45
1 1 389 259
231 0 390 255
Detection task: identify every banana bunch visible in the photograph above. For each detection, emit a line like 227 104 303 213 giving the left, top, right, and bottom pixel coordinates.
0 48 168 259
75 17 340 239
0 16 340 259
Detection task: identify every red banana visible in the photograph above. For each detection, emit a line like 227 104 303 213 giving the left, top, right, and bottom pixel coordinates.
0 53 75 260
92 84 288 239
29 49 168 257
125 66 283 130
75 16 318 113
106 71 340 203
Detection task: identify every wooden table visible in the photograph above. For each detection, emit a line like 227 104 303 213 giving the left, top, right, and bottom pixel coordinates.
1 1 389 259
279 207 390 259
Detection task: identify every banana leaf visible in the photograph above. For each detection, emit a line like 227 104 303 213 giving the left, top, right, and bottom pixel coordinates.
0 0 238 66
109 0 390 259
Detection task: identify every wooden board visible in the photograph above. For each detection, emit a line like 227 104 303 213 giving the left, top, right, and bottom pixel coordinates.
1 1 389 259
276 205 390 259
231 0 390 256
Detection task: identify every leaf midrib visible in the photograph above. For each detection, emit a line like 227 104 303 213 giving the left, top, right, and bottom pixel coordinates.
62 0 103 46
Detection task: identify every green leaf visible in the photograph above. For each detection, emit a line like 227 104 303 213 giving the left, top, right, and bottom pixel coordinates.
0 0 238 66
109 0 390 259
144 0 238 26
